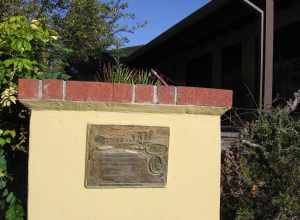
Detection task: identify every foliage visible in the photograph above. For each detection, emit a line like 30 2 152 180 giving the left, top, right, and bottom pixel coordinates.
221 107 300 220
37 71 71 80
0 16 59 88
99 61 159 85
0 0 145 76
221 143 244 220
0 126 26 220
0 1 69 21
56 0 143 60
0 16 59 219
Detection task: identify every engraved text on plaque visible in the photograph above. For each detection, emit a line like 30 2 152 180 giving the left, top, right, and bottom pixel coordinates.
85 125 170 188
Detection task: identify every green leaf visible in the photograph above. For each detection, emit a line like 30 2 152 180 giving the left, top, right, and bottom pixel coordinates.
2 189 8 197
0 157 7 171
3 130 16 138
10 131 16 138
0 139 6 147
0 180 6 190
5 201 24 220
5 138 11 144
6 192 15 203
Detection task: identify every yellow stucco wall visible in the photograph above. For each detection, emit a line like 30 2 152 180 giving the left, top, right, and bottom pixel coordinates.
28 110 221 220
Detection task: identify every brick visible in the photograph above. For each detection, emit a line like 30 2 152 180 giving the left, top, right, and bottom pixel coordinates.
176 87 233 108
113 83 132 103
66 81 113 102
18 78 232 109
18 79 39 100
157 86 175 104
42 80 63 100
135 84 153 103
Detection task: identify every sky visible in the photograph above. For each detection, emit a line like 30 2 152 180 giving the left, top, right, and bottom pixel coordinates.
120 0 210 47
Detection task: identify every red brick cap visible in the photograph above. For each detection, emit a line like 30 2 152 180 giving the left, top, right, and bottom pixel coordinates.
42 79 63 100
17 79 233 108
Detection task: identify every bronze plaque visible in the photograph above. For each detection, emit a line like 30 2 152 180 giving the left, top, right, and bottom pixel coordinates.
85 124 170 188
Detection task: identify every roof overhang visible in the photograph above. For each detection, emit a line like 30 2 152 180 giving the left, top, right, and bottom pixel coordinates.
125 0 233 62
125 0 285 63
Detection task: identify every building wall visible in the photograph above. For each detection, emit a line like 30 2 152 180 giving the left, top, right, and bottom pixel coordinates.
163 20 259 108
148 13 261 108
28 110 222 220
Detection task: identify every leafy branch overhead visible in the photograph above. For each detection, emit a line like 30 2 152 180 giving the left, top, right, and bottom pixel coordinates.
56 0 145 61
0 16 59 88
0 0 145 63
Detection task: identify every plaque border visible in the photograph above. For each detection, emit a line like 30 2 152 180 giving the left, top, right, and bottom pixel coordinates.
84 124 170 189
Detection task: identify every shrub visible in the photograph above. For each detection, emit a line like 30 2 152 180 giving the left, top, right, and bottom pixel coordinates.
0 16 59 220
221 99 300 219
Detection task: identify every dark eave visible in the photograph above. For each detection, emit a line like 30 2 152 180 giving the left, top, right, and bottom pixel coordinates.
125 0 287 63
125 0 231 62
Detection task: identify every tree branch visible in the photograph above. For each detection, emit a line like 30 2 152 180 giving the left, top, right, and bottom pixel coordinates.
241 139 263 149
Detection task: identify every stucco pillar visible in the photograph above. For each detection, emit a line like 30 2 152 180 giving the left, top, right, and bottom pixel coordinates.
18 79 232 220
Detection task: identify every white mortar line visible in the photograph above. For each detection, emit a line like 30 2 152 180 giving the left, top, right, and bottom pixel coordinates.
174 87 177 105
62 81 66 100
131 85 136 103
38 80 43 100
153 86 158 104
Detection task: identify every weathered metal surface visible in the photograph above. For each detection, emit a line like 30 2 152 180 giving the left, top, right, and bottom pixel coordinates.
85 125 170 188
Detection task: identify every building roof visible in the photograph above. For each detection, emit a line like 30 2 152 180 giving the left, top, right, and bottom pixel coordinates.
125 0 231 62
125 0 284 63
